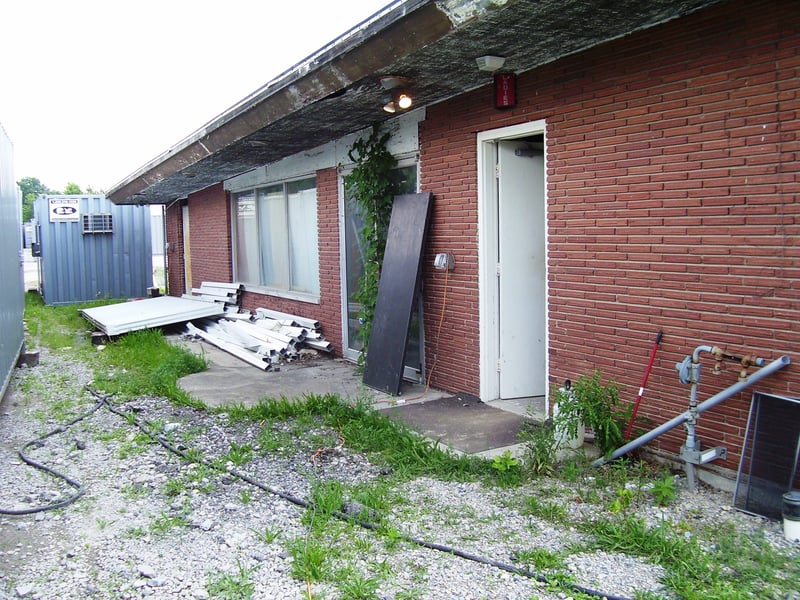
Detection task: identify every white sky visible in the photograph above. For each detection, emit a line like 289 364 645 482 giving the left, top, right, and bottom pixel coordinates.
0 0 391 193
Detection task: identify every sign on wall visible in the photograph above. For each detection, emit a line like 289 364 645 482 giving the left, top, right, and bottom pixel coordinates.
49 197 80 222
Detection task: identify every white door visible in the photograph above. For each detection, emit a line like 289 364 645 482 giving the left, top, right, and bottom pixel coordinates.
497 140 546 399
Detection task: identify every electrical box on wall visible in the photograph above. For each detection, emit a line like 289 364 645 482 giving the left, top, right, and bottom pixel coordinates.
434 253 454 271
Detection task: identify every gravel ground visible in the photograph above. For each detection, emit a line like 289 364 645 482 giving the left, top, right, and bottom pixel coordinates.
0 349 797 600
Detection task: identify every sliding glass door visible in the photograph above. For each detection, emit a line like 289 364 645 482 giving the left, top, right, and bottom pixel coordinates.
341 164 423 381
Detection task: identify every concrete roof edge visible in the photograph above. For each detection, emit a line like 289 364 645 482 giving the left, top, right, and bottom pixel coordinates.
107 0 439 203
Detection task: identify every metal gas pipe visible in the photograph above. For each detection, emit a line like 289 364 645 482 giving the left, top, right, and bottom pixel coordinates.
593 349 791 492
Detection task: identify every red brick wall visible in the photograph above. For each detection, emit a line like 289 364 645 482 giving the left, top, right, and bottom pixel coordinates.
186 184 232 288
164 184 232 295
420 0 799 467
238 168 344 354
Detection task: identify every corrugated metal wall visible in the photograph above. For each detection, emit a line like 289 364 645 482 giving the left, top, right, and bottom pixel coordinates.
34 195 153 305
0 123 25 399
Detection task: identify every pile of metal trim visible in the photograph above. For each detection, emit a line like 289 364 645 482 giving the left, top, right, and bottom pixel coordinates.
185 307 332 371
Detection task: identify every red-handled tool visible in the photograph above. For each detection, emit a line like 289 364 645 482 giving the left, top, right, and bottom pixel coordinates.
624 330 663 440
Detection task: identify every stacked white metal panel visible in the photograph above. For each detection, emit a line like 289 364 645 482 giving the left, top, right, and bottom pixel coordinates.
80 296 226 336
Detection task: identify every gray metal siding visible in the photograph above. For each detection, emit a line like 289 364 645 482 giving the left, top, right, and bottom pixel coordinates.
35 195 153 305
0 123 25 399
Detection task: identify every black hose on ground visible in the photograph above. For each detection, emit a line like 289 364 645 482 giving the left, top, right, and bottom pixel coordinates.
0 399 104 516
13 387 631 600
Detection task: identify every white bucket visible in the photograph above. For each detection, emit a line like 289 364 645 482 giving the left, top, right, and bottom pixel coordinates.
553 391 584 450
783 491 800 543
784 517 800 543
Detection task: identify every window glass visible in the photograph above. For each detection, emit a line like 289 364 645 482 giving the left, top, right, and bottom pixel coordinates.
287 179 320 295
233 177 318 296
234 191 258 284
258 185 289 289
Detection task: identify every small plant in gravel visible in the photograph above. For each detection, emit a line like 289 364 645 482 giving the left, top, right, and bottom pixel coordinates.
513 547 566 572
491 450 523 486
251 525 281 544
522 496 569 524
379 525 404 550
288 536 330 581
120 482 150 500
163 477 187 498
206 560 256 600
303 479 346 532
650 473 677 506
257 423 296 457
609 487 633 513
221 442 254 467
518 419 557 476
125 526 147 539
149 511 190 536
187 471 217 494
336 566 382 600
117 431 153 459
182 446 204 463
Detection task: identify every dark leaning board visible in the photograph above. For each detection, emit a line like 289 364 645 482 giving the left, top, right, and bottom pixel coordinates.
363 192 433 395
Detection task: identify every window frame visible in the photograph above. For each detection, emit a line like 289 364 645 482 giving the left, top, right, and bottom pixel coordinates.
338 156 424 381
231 175 320 303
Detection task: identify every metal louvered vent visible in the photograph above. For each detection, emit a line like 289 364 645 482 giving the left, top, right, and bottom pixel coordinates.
82 213 113 234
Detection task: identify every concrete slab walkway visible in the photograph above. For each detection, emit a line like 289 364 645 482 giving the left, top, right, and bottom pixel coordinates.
174 337 543 458
175 337 446 409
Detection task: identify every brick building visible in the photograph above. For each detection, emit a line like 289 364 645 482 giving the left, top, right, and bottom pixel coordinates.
109 0 799 486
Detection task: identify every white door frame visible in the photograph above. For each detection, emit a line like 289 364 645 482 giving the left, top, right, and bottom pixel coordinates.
182 204 192 293
476 120 549 404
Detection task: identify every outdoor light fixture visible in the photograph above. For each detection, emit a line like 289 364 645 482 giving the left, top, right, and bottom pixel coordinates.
380 75 413 113
476 55 506 72
383 91 413 113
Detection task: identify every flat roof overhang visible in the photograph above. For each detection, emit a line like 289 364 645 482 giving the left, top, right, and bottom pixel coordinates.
108 0 729 205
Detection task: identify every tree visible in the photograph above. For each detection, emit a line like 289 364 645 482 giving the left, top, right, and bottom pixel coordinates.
17 176 53 223
17 178 103 223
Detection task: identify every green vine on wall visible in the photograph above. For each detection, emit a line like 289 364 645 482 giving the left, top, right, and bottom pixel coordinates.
344 125 397 364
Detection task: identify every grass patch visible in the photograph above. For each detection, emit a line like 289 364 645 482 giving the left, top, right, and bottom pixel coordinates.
23 291 112 352
224 394 501 483
288 536 330 581
93 328 207 405
581 514 800 599
513 548 566 572
336 566 381 599
24 292 208 408
522 495 569 524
